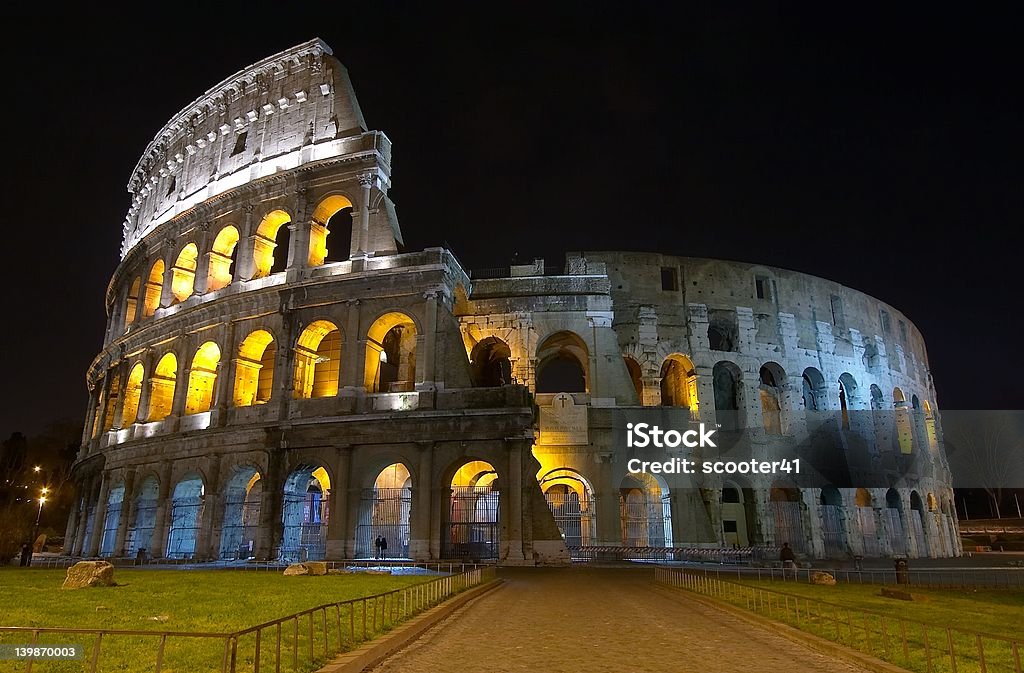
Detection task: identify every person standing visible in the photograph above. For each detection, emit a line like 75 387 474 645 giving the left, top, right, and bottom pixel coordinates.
374 535 382 559
780 542 797 579
380 536 388 560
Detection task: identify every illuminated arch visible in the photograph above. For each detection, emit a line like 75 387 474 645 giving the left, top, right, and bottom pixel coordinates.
660 354 698 411
310 195 354 265
356 462 413 558
170 243 199 303
166 473 205 559
444 460 500 559
769 484 806 553
142 260 164 318
539 468 596 546
759 362 786 435
147 352 178 421
219 466 262 559
838 372 859 430
233 330 276 406
207 225 240 291
125 475 159 556
619 472 672 548
99 481 125 557
121 363 145 425
801 367 826 411
623 355 643 403
124 277 141 329
470 336 512 387
184 341 221 415
294 320 341 398
280 465 331 561
365 312 418 393
535 331 589 394
252 209 292 278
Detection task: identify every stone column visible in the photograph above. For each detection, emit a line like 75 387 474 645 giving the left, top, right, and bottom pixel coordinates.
110 361 131 429
113 470 136 557
410 442 433 560
341 299 362 394
159 251 176 308
214 321 236 427
62 491 79 555
273 313 296 417
86 472 110 557
256 450 284 560
502 440 527 563
325 446 351 558
286 189 310 278
195 456 221 561
354 173 374 257
417 291 438 390
148 462 174 558
71 480 93 556
135 352 156 426
81 389 99 447
595 453 620 546
192 224 212 295
167 345 191 431
236 205 257 280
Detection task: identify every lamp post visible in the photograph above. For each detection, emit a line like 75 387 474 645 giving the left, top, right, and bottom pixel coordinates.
31 489 48 548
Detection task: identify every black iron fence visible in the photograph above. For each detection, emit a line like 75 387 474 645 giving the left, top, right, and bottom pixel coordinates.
676 565 1024 589
655 566 1022 673
0 566 494 673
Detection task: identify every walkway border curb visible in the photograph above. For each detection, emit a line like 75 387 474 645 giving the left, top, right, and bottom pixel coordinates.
317 579 505 673
652 585 910 673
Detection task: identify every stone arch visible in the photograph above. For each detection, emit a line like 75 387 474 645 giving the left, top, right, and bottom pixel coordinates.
207 225 240 291
219 465 262 560
769 484 806 554
623 355 644 403
99 480 126 557
618 472 672 548
712 361 744 431
721 478 756 547
539 468 597 547
356 462 413 559
170 243 199 303
838 372 859 429
870 384 884 410
470 336 512 387
280 464 332 561
147 352 177 421
854 488 880 556
885 488 908 556
443 459 500 560
142 259 164 318
121 362 145 426
252 209 292 278
166 473 205 559
535 330 589 394
125 474 160 557
661 354 698 411
365 312 418 393
819 486 847 558
893 387 913 453
310 194 354 265
184 341 221 415
759 362 786 435
801 367 826 411
124 277 141 329
234 329 277 406
294 320 341 399
909 490 928 554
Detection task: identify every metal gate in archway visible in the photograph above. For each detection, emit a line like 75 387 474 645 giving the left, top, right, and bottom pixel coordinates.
442 487 499 560
355 487 412 558
770 501 806 554
281 494 329 561
544 489 596 547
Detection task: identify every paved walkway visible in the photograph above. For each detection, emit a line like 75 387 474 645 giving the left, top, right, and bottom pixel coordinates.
371 567 870 673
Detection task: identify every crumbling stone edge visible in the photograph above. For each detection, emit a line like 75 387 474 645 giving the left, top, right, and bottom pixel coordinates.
652 585 910 673
316 579 505 673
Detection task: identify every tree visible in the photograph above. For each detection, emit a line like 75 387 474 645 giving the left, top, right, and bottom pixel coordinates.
945 413 1024 519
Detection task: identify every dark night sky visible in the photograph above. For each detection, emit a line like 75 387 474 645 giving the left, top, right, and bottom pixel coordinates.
2 6 1022 436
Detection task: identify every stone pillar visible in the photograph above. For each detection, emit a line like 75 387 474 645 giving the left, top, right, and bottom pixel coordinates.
285 189 310 278
148 462 174 558
62 491 79 555
273 314 296 417
236 205 257 280
325 446 351 558
82 388 99 447
113 470 136 557
214 321 236 426
341 299 363 394
354 173 374 257
195 456 221 560
410 442 433 560
135 352 156 426
256 450 284 560
594 453 620 546
159 251 176 308
167 345 191 431
71 480 93 556
86 472 110 557
418 291 438 389
110 361 130 429
502 440 527 563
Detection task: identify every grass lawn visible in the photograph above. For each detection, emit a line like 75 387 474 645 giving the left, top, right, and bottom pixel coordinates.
0 568 433 673
713 578 1024 673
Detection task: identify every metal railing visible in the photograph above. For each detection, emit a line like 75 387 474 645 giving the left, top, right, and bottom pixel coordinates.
655 566 1022 673
568 545 776 564
0 566 494 673
677 565 1024 589
27 557 488 574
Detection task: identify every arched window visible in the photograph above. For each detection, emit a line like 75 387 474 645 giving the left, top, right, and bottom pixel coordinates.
444 460 500 559
184 341 221 414
870 384 884 410
124 277 141 330
147 352 177 421
923 400 938 450
712 361 743 431
142 260 164 318
838 373 858 430
893 387 913 453
623 356 644 403
122 363 145 425
310 195 354 265
356 463 413 558
470 337 512 387
252 210 291 278
759 363 785 435
535 331 588 394
207 226 240 292
170 243 199 303
819 486 847 557
233 330 276 406
365 313 418 393
294 321 341 399
661 354 698 410
801 368 826 411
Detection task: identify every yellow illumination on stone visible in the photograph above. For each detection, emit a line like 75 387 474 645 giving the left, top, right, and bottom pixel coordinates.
124 277 141 329
293 321 341 399
185 341 221 415
143 260 164 318
148 352 177 421
233 330 276 406
311 466 331 493
364 312 417 392
122 363 145 424
170 243 199 303
451 460 497 489
252 210 291 278
309 195 353 266
207 225 240 291
374 463 412 490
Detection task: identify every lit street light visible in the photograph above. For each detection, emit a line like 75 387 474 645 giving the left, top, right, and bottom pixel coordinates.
30 494 47 554
33 466 41 473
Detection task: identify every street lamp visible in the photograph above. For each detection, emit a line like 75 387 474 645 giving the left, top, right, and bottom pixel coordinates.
33 466 41 473
31 495 47 548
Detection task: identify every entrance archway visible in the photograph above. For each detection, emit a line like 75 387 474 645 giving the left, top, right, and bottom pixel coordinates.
280 466 330 561
885 488 908 556
470 337 512 387
125 476 158 557
356 463 412 559
540 469 596 547
443 461 499 560
820 486 847 558
219 467 262 560
99 482 125 557
618 473 672 547
769 485 806 554
166 474 205 559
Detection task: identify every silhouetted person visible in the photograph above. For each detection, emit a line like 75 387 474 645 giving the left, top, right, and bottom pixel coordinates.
374 535 382 559
19 543 31 567
780 542 796 578
380 536 388 560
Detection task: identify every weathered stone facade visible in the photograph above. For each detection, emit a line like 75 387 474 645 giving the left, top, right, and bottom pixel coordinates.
66 39 958 565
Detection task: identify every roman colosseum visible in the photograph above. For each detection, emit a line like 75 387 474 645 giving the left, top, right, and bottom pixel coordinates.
65 38 959 565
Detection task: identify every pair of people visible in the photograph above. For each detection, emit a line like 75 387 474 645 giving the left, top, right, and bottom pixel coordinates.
374 535 389 560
